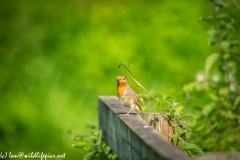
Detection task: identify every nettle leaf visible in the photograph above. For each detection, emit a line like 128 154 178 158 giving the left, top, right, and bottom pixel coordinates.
173 134 179 145
182 127 194 133
181 142 204 155
177 114 194 121
173 128 194 146
205 53 220 73
177 127 194 136
166 113 174 121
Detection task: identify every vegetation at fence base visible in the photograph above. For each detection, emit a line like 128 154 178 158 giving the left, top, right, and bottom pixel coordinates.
68 124 120 160
183 0 240 152
157 96 204 156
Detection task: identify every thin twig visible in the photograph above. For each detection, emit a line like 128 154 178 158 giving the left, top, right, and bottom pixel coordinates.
233 0 240 9
119 62 159 104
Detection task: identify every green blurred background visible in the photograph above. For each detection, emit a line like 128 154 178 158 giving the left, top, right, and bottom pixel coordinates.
0 0 217 159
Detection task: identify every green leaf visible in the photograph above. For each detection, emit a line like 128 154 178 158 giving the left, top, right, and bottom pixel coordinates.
72 142 87 149
230 39 239 47
87 123 97 130
179 128 194 135
166 113 174 121
221 41 230 50
83 151 96 160
185 149 193 157
207 28 216 37
74 135 86 141
234 96 240 109
183 82 197 92
208 93 218 101
173 134 179 145
173 128 194 146
177 114 194 121
198 15 213 21
92 130 100 136
181 142 204 155
172 100 185 108
205 53 220 73
174 105 183 115
182 127 194 133
217 13 229 19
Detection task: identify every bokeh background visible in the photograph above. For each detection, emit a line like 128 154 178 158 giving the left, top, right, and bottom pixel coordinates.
0 0 225 159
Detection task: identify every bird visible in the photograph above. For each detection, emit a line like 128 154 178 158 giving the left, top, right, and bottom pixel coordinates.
117 76 143 117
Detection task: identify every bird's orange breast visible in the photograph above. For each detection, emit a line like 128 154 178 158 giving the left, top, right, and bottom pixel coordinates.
117 84 127 98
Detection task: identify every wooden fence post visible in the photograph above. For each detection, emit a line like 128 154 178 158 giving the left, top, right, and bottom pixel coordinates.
143 113 174 142
98 96 191 160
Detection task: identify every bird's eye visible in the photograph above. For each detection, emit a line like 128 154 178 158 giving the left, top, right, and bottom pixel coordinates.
122 77 126 80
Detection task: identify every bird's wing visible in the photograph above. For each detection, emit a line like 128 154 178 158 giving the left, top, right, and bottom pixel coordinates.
128 86 141 109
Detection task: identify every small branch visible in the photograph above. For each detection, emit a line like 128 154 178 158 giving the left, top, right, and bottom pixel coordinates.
119 62 159 104
212 1 224 56
233 0 240 9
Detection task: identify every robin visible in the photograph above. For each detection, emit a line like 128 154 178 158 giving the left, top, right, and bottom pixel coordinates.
117 76 143 117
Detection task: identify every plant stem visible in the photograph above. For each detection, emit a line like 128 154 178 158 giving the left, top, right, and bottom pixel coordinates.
212 0 235 107
233 0 240 9
119 62 159 104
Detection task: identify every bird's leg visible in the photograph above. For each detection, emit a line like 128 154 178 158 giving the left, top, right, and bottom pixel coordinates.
121 108 134 116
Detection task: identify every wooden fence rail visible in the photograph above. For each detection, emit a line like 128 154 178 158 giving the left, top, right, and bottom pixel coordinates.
98 96 240 160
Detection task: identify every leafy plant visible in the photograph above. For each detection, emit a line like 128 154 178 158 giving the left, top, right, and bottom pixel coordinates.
183 0 240 152
68 124 119 160
158 95 204 156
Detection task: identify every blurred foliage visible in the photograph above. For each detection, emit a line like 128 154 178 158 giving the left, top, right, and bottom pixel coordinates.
184 0 240 153
0 0 236 159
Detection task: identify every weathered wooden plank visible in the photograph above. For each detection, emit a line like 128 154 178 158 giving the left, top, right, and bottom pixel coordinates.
143 113 174 141
98 96 192 160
